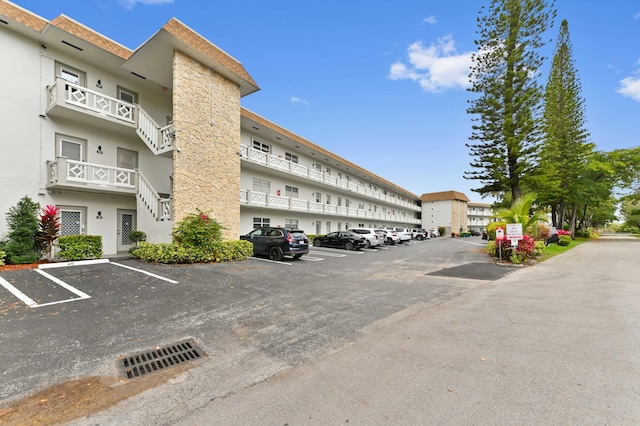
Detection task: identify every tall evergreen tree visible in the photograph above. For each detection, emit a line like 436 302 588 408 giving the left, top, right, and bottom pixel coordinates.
466 0 556 202
536 19 593 234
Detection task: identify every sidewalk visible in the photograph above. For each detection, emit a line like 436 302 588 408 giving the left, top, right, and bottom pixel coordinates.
72 236 640 425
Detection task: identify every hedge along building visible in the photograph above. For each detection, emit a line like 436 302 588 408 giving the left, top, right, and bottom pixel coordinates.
0 0 428 256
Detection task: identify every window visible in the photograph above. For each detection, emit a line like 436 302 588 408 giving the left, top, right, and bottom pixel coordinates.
325 168 331 175
253 217 270 228
285 152 298 164
313 163 321 172
117 86 138 104
252 178 270 194
55 62 86 86
56 134 86 161
337 197 342 207
345 199 351 208
358 202 365 210
59 207 86 236
252 140 271 153
326 194 331 205
314 192 322 203
326 221 331 233
117 148 138 169
285 219 298 229
285 185 299 198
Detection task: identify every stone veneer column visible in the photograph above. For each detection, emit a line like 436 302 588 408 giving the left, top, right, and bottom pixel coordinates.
172 50 241 240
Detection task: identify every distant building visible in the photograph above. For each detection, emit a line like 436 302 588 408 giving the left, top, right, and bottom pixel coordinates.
467 202 494 234
421 191 469 236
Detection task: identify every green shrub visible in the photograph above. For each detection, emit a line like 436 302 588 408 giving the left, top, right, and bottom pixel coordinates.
57 235 103 260
130 240 253 264
3 195 40 264
558 235 572 246
438 226 445 237
0 250 6 266
172 211 224 251
211 240 253 262
128 230 147 245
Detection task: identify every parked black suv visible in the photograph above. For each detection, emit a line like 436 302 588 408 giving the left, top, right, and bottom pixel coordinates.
240 227 309 261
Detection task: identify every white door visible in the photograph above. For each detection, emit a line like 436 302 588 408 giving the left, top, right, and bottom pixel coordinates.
117 210 136 252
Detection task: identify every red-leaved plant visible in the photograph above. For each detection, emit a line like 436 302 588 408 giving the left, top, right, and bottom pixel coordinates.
37 204 61 261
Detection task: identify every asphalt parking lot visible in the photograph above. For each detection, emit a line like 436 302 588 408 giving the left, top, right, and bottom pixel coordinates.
0 236 512 407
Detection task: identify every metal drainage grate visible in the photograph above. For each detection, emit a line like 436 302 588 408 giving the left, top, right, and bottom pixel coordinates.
117 338 205 379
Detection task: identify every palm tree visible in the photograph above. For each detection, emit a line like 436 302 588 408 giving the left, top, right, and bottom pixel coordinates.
492 193 548 235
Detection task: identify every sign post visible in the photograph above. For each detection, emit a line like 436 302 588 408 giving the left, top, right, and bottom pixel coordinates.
495 227 505 261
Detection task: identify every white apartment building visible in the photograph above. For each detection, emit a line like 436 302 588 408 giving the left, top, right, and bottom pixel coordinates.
0 1 422 256
467 202 494 234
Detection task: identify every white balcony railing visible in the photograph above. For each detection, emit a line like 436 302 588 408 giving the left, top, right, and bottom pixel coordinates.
239 145 422 212
47 157 171 221
47 78 174 155
239 190 418 226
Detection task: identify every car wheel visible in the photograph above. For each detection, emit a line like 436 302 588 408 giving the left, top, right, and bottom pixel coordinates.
416 235 424 241
313 239 321 247
365 240 372 248
293 254 303 259
268 246 284 261
345 241 354 250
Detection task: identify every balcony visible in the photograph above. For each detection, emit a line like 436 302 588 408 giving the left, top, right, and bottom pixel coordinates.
240 190 416 225
46 77 174 155
239 145 421 212
47 157 171 221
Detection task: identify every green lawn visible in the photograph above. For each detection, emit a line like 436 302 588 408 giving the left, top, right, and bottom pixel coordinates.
536 238 588 262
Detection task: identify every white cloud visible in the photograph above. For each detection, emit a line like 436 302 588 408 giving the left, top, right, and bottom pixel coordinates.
290 96 310 106
119 0 174 10
389 34 474 93
423 15 437 25
617 76 640 101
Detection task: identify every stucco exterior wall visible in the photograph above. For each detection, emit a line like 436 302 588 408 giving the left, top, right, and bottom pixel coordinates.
172 51 241 240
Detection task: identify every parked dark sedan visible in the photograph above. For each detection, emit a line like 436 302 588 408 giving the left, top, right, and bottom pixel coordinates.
240 227 309 261
312 231 366 250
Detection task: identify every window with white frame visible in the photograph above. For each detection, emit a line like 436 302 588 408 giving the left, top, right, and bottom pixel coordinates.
252 140 271 153
285 152 298 163
117 86 138 104
285 185 299 198
253 217 270 228
252 178 270 194
358 202 365 210
345 199 351 208
56 134 86 162
326 194 331 205
314 192 322 203
326 221 331 233
59 207 86 236
325 168 331 175
55 62 86 86
337 197 342 207
313 163 321 171
285 219 298 229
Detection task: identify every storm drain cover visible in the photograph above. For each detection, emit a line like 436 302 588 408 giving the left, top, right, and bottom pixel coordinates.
426 262 518 281
117 338 205 379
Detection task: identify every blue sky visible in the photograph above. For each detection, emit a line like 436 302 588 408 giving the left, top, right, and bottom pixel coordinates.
11 0 640 202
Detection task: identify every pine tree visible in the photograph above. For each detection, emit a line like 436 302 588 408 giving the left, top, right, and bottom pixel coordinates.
537 19 593 234
466 0 556 201
2 195 40 264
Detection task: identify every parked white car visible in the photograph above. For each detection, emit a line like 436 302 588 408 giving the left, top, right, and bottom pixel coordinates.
374 228 399 245
347 228 381 248
384 227 411 243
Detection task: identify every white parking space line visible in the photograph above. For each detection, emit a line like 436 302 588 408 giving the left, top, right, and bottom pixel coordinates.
300 256 324 261
0 276 37 307
32 269 91 308
308 249 348 257
250 257 293 265
38 259 110 269
111 262 179 283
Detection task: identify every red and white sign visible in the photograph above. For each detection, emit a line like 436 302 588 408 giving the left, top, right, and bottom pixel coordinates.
506 223 523 239
495 227 505 240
